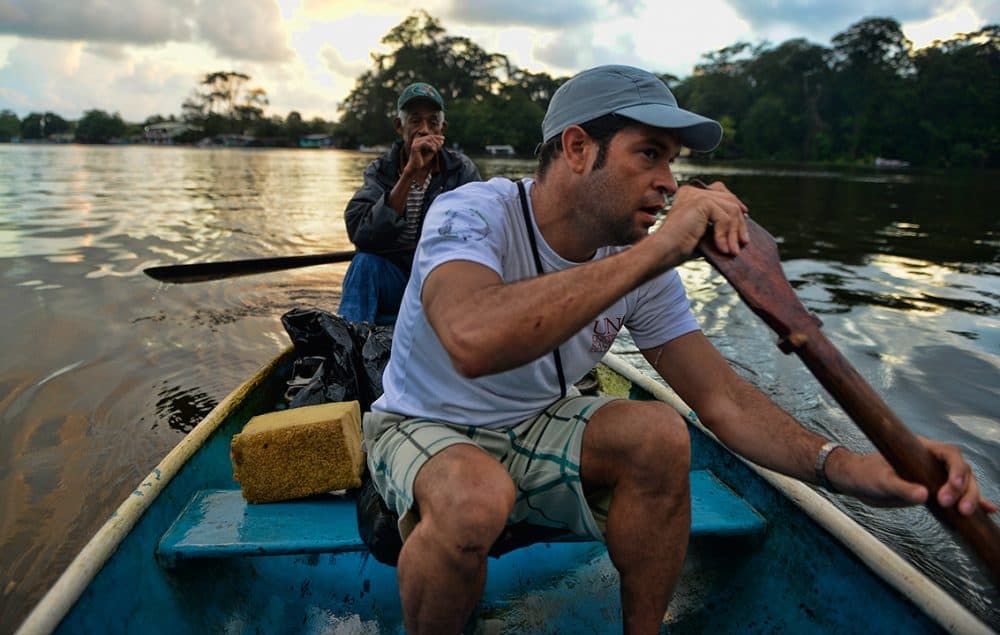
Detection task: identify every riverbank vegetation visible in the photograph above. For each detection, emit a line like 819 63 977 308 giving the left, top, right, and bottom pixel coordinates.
1 12 995 167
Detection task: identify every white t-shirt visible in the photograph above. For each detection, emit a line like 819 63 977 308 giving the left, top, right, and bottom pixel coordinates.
371 177 700 429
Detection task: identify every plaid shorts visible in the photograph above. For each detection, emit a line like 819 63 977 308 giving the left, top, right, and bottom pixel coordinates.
363 394 620 542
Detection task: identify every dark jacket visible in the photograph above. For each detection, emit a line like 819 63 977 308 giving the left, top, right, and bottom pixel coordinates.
344 140 481 274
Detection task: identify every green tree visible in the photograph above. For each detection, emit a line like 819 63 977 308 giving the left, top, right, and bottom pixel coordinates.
673 43 758 157
742 95 789 159
183 71 269 136
0 110 20 141
912 25 999 166
667 16 989 165
337 11 512 147
744 39 832 160
249 115 287 144
201 71 250 117
505 68 562 105
181 92 207 124
236 87 269 123
828 17 915 159
75 110 127 143
21 112 70 139
307 117 333 135
284 111 306 144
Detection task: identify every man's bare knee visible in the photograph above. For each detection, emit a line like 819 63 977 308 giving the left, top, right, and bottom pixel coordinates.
414 445 515 554
632 403 690 478
582 400 691 490
604 402 690 492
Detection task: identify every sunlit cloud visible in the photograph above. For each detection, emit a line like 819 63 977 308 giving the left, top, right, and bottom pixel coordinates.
903 5 985 49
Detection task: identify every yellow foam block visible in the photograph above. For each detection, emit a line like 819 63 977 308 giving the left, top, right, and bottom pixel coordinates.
231 401 364 503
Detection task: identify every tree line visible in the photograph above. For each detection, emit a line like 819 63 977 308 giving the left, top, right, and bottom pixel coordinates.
673 19 998 167
1 11 996 167
0 71 338 147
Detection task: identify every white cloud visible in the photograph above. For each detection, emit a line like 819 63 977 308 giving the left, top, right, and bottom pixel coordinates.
0 0 294 62
0 39 209 119
320 44 368 79
112 60 193 102
625 2 753 75
532 28 640 74
195 0 294 62
0 0 196 44
521 0 753 78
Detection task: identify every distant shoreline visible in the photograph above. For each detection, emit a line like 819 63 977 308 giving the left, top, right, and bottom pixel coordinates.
5 141 975 173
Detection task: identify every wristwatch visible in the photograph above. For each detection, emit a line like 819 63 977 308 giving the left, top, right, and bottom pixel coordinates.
815 441 843 491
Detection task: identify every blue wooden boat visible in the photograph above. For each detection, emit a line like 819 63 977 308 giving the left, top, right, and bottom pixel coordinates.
15 349 992 634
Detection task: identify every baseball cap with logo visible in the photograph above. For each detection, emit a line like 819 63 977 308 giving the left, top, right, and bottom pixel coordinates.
397 82 445 112
541 65 722 152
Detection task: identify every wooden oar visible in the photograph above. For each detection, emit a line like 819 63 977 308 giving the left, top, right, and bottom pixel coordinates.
697 217 1000 584
144 250 361 284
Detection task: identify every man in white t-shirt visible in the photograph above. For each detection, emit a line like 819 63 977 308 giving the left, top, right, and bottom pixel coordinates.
363 65 994 634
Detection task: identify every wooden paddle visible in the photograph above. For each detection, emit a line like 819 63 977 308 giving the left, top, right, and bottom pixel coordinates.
697 216 1000 585
144 250 363 284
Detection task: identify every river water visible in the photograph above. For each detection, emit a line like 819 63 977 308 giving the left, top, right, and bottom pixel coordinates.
0 144 997 630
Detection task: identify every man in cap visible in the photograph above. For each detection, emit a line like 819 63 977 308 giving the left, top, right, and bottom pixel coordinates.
363 65 994 633
339 81 480 324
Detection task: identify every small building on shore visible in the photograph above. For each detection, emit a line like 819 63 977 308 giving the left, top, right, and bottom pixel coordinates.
143 122 194 144
299 134 333 148
874 157 910 168
485 144 515 156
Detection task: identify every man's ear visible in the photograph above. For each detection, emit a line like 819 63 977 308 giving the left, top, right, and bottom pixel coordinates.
561 125 593 174
393 118 403 135
441 119 448 133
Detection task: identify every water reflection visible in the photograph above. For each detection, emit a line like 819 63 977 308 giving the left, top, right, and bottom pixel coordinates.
154 382 217 433
0 146 997 629
688 165 1000 272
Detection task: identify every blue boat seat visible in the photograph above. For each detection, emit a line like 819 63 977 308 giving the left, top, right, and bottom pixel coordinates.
156 469 766 569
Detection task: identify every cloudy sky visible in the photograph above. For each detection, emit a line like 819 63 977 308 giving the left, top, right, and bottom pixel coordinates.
0 0 995 123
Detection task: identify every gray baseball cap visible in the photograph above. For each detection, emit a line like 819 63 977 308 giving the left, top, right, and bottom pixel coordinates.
541 65 723 152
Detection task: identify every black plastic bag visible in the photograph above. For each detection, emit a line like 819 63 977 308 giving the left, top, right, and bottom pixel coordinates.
360 323 393 400
279 308 393 411
355 476 404 566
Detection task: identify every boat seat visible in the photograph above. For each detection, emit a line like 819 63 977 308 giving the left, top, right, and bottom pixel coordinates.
156 469 766 568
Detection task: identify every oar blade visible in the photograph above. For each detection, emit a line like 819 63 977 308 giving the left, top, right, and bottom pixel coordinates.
697 219 818 343
143 251 358 284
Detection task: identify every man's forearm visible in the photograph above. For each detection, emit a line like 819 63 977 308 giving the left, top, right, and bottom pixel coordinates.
645 333 833 485
704 377 831 483
427 243 675 378
386 173 419 216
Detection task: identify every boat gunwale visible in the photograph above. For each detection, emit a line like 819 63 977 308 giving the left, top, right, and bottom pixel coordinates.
15 347 295 635
602 352 992 635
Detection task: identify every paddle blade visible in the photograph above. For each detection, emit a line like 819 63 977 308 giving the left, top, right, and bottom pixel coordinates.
143 251 358 284
697 218 819 347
